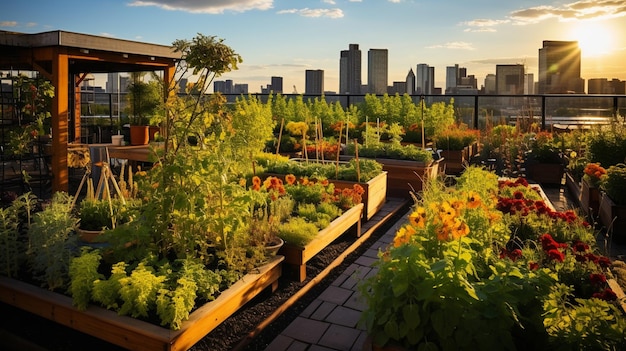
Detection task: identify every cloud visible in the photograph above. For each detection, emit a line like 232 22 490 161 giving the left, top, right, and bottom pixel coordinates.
461 18 509 32
0 21 18 27
510 0 626 24
426 42 476 50
322 0 336 4
277 8 344 18
128 0 273 14
388 0 402 3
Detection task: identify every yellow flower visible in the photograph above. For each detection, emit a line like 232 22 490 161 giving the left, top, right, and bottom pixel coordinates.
408 207 427 228
451 218 470 239
466 191 482 209
393 225 416 247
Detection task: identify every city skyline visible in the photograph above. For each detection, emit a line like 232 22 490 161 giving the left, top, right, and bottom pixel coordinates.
4 0 625 92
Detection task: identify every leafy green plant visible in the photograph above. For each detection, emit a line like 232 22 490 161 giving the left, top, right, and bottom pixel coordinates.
277 217 318 247
0 192 37 278
601 163 626 206
69 248 103 310
27 192 79 290
433 124 479 151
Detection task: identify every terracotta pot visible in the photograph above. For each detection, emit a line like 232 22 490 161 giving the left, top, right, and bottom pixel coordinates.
129 125 149 145
265 237 284 257
76 228 103 243
148 126 160 141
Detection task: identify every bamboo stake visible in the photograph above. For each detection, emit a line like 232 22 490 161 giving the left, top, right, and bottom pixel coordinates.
354 139 360 182
335 121 343 179
275 118 285 155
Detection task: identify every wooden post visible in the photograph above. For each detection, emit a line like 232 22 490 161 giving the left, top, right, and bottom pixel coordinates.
51 49 69 193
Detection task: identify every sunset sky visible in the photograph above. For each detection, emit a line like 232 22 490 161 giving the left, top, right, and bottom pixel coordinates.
3 0 625 93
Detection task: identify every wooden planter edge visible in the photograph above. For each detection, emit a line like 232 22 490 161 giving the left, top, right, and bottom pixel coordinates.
0 256 284 351
279 203 364 281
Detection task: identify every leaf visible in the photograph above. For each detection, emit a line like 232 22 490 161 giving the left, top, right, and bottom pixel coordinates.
403 304 421 330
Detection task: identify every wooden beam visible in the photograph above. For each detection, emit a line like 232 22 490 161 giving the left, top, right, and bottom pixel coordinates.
51 49 69 192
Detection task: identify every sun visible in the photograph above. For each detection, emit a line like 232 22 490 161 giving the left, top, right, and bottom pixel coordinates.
569 22 614 57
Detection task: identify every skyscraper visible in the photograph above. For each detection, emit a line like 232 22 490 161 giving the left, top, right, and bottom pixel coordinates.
415 64 434 95
305 70 324 95
538 41 584 94
496 64 525 95
270 76 283 94
445 65 459 94
339 44 361 94
368 49 388 94
406 68 415 95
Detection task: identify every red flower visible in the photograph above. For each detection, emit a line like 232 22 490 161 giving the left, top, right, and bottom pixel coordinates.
529 262 539 270
547 249 565 262
590 273 607 286
592 288 617 301
572 240 589 253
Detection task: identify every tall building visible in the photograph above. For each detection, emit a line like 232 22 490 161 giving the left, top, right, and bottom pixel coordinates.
305 70 324 95
339 44 361 94
445 65 459 94
496 64 525 94
524 73 535 95
538 41 584 94
588 78 626 94
484 74 496 94
416 64 434 95
406 68 415 95
368 49 388 94
270 76 283 94
214 80 234 94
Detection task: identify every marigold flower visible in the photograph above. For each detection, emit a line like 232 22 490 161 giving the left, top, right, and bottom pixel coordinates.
393 225 416 247
450 219 470 239
408 207 427 228
285 174 296 185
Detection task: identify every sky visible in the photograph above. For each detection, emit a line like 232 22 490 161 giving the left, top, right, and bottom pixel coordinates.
3 0 625 93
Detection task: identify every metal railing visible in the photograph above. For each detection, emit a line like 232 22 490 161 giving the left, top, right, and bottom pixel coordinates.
77 92 626 132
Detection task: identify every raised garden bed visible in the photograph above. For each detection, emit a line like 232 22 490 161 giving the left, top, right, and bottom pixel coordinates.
378 158 442 198
279 203 363 282
329 171 387 221
0 256 284 351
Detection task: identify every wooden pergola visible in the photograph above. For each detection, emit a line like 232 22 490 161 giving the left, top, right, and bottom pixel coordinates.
0 30 179 192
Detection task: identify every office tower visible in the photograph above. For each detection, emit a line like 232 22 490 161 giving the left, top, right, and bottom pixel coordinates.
538 40 584 94
484 74 496 94
368 49 388 94
445 65 459 94
588 78 626 94
406 68 415 95
496 64 525 94
270 76 283 94
416 64 434 95
339 44 361 94
214 80 234 93
524 73 535 95
305 69 324 94
233 84 248 94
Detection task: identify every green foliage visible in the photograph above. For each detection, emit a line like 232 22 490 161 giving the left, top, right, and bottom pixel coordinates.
126 73 163 125
543 283 626 350
27 192 78 290
347 142 434 162
278 217 319 247
0 192 36 278
69 248 103 310
118 262 166 318
92 261 128 310
587 124 626 167
602 163 626 206
258 155 383 183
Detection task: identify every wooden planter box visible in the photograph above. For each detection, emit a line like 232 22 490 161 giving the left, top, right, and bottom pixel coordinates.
279 203 364 282
580 178 600 218
378 158 442 199
564 172 582 209
439 148 467 175
598 192 626 244
525 162 565 185
0 256 284 351
330 171 387 221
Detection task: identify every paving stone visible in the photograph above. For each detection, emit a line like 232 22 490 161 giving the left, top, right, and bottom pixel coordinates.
325 305 362 328
354 255 378 267
311 301 337 320
317 285 353 305
318 323 363 350
308 345 336 351
351 331 370 351
300 299 323 318
281 317 329 344
343 290 367 313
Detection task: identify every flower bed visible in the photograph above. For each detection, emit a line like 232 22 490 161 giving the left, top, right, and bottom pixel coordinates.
360 166 626 350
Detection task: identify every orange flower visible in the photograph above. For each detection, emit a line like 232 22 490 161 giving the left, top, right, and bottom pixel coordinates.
252 176 261 191
466 191 482 209
285 174 296 185
393 225 416 247
451 219 470 239
408 207 427 228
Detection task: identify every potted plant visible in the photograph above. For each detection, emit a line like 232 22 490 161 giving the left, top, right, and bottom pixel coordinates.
599 163 626 244
524 131 566 185
433 124 479 174
126 72 162 145
580 162 606 218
